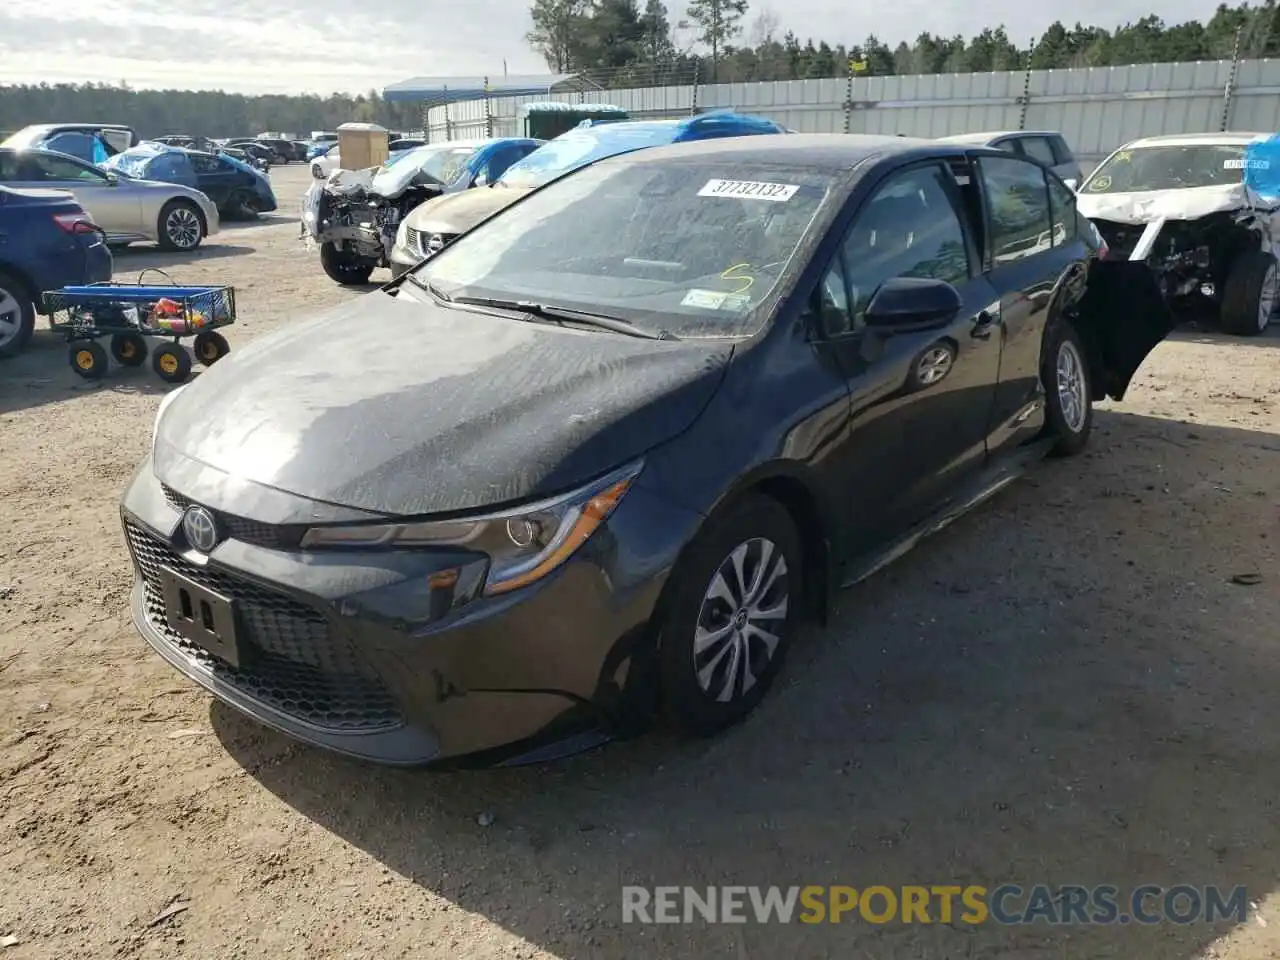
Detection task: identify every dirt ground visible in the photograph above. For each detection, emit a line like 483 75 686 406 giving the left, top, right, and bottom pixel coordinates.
1 164 1279 959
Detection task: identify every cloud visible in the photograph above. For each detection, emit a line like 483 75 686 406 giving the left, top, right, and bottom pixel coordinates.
0 0 1226 96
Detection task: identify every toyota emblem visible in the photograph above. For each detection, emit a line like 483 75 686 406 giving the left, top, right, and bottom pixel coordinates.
182 505 220 553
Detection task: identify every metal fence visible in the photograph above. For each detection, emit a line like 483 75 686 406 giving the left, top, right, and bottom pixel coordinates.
424 57 1280 172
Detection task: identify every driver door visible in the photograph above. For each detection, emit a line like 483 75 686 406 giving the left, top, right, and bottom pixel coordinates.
814 161 1004 542
11 151 142 236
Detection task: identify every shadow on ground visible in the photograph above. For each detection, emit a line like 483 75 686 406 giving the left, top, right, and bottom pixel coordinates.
1170 321 1280 349
0 327 196 415
214 409 1280 959
110 244 256 271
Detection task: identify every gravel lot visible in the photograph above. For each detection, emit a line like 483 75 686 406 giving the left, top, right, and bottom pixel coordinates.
1 164 1278 959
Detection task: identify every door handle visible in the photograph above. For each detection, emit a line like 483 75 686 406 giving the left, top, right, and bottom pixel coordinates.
971 311 998 340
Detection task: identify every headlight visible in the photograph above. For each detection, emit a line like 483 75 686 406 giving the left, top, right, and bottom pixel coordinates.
395 217 409 248
301 460 642 595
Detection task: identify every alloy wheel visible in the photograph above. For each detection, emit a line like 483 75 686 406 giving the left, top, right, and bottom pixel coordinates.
1056 338 1088 433
166 207 202 249
917 345 954 385
1258 262 1277 332
0 286 21 348
693 537 789 703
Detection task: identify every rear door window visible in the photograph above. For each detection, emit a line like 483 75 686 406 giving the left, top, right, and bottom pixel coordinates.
1046 172 1078 247
976 155 1053 264
1049 135 1075 163
1018 136 1058 167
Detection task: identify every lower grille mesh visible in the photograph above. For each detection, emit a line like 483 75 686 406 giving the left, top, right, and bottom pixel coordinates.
124 519 402 732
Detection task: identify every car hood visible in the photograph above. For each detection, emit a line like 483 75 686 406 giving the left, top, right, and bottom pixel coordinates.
1076 183 1257 224
405 186 528 235
154 290 732 516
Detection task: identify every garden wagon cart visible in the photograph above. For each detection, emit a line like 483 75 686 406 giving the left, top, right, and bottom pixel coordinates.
42 271 237 383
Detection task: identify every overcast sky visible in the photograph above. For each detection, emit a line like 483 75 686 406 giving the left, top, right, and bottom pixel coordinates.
1 0 1226 96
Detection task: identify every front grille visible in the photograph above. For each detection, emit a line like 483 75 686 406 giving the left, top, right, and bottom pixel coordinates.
162 485 302 550
406 226 424 256
125 519 402 732
406 229 456 258
1092 218 1145 259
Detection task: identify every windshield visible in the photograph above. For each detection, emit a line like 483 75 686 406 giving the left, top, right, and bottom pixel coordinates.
414 159 833 339
0 128 45 151
495 123 682 190
105 151 154 177
385 144 477 183
1084 144 1250 193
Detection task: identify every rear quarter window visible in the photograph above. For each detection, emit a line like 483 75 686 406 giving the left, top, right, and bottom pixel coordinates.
1050 136 1075 163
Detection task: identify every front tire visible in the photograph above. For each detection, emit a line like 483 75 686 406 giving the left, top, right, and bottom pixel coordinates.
156 200 204 251
1219 248 1277 336
320 242 374 285
658 495 801 737
1042 318 1093 456
0 270 35 359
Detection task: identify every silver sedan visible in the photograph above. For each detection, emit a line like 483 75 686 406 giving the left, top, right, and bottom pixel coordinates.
0 147 220 251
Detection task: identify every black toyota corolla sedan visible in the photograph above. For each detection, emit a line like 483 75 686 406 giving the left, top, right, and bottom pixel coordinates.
122 134 1172 767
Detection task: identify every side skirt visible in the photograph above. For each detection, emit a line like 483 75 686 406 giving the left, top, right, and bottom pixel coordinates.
838 436 1055 589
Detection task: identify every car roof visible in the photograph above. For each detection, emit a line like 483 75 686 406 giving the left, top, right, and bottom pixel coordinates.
1123 132 1272 148
599 132 965 171
937 130 1065 144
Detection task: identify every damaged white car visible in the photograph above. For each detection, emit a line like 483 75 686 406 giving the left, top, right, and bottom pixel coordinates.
300 138 542 284
1076 132 1278 336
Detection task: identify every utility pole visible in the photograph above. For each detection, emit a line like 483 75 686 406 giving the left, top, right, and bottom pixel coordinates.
712 1 721 83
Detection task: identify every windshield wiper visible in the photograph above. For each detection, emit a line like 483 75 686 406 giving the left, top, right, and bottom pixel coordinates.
452 296 678 340
400 271 453 302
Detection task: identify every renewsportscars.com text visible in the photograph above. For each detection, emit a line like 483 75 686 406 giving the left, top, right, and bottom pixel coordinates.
621 884 1248 925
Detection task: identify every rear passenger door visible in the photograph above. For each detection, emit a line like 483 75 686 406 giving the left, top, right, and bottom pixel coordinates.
189 154 237 206
974 155 1083 454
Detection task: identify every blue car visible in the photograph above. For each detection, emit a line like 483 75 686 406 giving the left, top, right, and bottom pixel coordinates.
391 111 787 274
306 141 335 162
105 143 278 220
0 185 113 358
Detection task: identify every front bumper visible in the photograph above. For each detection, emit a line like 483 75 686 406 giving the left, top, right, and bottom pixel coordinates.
120 457 702 766
200 199 222 237
389 240 418 278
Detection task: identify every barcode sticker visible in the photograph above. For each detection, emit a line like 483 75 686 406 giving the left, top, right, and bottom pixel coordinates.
698 179 799 201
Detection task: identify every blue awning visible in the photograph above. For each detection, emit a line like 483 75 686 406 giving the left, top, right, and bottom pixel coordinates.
382 74 599 104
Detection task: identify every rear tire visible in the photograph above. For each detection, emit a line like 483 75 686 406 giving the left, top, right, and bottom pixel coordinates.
658 495 802 737
156 200 204 251
226 191 258 221
0 270 35 359
320 242 374 286
193 331 230 365
1219 248 1277 336
110 333 148 366
1042 318 1093 457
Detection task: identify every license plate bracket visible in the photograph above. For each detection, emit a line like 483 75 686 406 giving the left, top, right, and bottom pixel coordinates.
159 565 243 668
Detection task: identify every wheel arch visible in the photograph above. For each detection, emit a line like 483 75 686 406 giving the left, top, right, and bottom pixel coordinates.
662 462 835 628
159 196 208 240
0 261 39 313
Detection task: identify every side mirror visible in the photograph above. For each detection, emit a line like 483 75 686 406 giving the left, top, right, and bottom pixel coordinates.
864 277 962 330
105 172 118 186
1063 178 1078 191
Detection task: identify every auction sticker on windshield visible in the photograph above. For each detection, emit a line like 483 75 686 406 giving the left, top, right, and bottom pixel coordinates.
681 289 753 310
698 179 799 201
